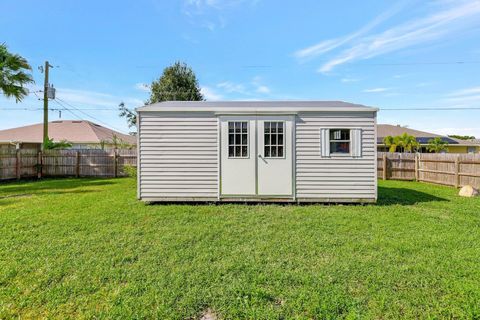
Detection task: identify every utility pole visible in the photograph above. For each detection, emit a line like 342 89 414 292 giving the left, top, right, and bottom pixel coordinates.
42 61 51 148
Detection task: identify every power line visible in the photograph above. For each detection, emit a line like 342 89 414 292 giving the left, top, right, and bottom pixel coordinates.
55 98 129 134
53 99 84 120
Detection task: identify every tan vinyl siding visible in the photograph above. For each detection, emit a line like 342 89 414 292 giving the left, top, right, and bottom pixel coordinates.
138 112 218 200
295 112 377 200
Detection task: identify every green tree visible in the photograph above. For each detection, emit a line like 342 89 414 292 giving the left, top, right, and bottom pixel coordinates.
0 43 34 102
383 135 398 152
383 133 419 153
119 61 203 128
118 102 136 128
148 61 204 104
43 138 72 150
427 137 448 153
399 133 419 153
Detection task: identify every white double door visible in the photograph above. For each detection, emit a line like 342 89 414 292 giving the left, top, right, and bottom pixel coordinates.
220 115 293 197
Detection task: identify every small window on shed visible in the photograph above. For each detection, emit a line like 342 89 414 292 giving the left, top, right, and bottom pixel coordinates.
264 121 285 158
329 129 350 154
228 121 249 158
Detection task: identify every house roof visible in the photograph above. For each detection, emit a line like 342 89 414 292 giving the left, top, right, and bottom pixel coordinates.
377 124 480 146
137 100 378 113
0 120 136 145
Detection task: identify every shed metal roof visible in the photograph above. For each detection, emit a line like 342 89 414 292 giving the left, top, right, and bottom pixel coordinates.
137 101 378 113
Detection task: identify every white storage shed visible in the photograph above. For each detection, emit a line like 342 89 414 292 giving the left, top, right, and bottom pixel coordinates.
136 101 378 203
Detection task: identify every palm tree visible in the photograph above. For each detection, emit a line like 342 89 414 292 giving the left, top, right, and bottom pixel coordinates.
384 133 419 153
0 43 34 102
383 135 398 152
399 133 419 153
427 137 448 153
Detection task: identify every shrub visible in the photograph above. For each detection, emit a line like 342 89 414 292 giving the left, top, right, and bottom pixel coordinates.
123 164 137 177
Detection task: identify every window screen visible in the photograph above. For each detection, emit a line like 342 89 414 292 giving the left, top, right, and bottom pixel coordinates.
329 129 350 154
228 121 248 158
264 122 284 158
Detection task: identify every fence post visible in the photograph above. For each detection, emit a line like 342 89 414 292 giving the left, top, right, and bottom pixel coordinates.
37 151 42 179
414 153 419 182
454 155 460 188
382 153 387 180
76 151 80 178
16 149 21 180
114 150 118 178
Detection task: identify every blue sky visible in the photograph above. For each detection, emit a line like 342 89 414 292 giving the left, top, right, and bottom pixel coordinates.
1 0 480 136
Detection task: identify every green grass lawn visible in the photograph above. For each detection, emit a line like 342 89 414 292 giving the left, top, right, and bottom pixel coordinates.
1 178 480 319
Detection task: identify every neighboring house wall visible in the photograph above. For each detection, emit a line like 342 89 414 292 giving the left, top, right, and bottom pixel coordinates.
295 112 376 201
446 146 468 153
138 112 219 200
0 143 40 151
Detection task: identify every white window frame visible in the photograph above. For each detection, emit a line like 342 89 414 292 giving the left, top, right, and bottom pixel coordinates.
227 121 249 159
329 128 351 156
263 121 286 159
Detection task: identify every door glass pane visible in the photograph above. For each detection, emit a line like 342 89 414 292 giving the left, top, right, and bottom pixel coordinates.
242 122 247 133
263 121 285 158
278 146 283 157
241 146 248 157
242 133 247 144
228 121 248 158
271 146 277 157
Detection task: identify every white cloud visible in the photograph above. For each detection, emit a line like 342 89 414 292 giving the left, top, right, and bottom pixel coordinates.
294 1 407 59
363 87 391 93
416 82 434 87
300 1 480 73
134 83 150 93
217 81 246 94
215 76 271 96
201 86 223 100
447 86 480 97
256 85 270 94
443 86 480 105
183 0 258 30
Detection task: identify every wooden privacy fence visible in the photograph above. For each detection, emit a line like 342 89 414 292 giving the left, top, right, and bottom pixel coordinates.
0 149 137 181
378 152 480 188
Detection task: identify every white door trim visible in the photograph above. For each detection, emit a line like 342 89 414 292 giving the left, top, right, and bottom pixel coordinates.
218 115 296 199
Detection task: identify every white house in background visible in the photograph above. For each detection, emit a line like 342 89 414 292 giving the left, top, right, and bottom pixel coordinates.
0 120 136 150
136 101 378 203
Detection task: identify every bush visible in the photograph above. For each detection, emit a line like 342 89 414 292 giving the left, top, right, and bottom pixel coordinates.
122 164 137 177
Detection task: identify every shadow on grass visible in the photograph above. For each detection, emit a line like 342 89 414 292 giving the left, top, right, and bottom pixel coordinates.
0 178 116 197
147 187 448 206
377 186 448 205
